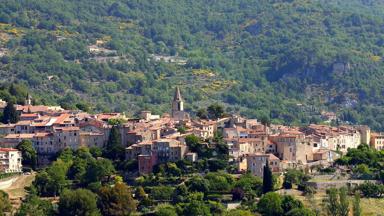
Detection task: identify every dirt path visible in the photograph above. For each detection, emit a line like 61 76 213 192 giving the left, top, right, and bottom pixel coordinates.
2 173 35 211
3 173 35 199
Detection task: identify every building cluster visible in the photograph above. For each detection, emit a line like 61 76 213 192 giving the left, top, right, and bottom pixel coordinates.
0 88 380 177
224 119 370 177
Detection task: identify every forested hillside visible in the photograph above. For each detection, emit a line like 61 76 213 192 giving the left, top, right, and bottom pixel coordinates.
0 0 384 129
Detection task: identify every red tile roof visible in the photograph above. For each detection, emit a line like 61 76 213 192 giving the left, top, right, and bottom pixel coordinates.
3 134 35 139
0 148 19 152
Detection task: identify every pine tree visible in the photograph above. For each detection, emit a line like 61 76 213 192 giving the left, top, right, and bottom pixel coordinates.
2 101 18 124
103 126 124 160
262 161 273 194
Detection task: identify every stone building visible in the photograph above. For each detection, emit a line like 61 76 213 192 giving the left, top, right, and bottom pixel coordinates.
0 148 22 173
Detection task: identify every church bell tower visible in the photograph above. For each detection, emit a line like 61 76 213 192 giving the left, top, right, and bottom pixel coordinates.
172 87 184 116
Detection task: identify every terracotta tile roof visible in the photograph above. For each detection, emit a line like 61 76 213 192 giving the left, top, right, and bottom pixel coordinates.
80 132 104 136
96 113 122 120
16 105 49 113
192 120 217 126
20 113 39 117
0 124 15 128
238 138 262 143
79 119 106 128
34 132 52 137
235 127 248 132
0 148 19 152
247 153 280 161
54 127 80 131
15 120 32 126
4 134 35 139
53 113 71 125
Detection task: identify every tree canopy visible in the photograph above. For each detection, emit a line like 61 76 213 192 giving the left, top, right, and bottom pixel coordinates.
58 189 100 216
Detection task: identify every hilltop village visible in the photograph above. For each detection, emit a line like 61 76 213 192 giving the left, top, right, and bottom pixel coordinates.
0 87 379 178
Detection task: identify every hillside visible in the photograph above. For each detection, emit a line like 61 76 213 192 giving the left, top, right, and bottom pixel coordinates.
0 0 384 129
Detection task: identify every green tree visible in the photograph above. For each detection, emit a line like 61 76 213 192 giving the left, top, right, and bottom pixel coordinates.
172 184 189 204
58 189 100 216
205 172 234 192
68 157 89 182
155 204 177 216
353 164 372 179
207 103 224 119
353 192 362 216
57 148 74 163
231 187 245 201
33 159 69 196
16 195 54 216
234 173 263 198
224 209 254 216
135 186 146 200
2 101 18 123
84 158 115 184
177 126 186 133
103 126 124 160
286 208 316 216
183 200 211 216
196 108 208 119
150 186 174 201
0 190 11 215
281 195 303 213
165 162 182 177
283 169 307 189
98 182 137 216
89 147 102 158
185 134 201 152
325 188 340 216
17 139 37 169
357 181 384 198
257 192 283 216
262 162 273 194
186 176 210 193
339 187 350 216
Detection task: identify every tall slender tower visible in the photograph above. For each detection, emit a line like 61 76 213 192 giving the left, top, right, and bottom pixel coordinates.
25 94 32 106
172 87 184 116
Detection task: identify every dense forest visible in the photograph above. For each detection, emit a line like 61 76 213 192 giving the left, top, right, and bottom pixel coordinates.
0 0 384 129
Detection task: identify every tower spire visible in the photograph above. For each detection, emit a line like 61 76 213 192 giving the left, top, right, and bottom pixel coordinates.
26 93 32 106
172 86 184 116
174 86 182 101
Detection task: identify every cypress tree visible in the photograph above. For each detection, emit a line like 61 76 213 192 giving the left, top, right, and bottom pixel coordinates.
353 192 362 216
2 101 18 124
262 160 273 194
103 126 124 160
339 187 350 216
325 188 339 216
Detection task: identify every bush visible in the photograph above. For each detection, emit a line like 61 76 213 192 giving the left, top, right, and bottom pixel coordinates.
283 180 292 189
257 192 283 216
319 167 336 174
231 187 245 201
150 186 175 201
356 181 384 198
